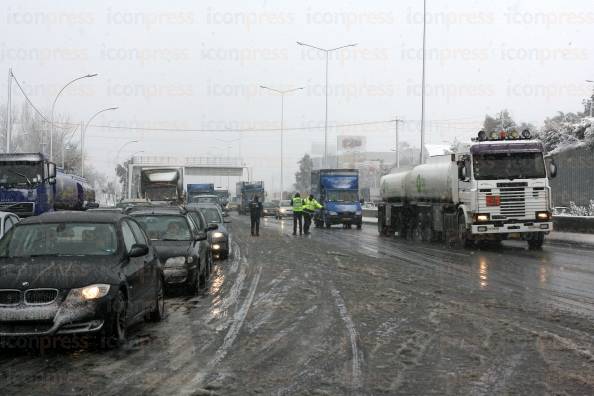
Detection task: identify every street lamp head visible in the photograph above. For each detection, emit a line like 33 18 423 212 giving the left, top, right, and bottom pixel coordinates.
296 41 305 46
587 80 594 83
108 107 119 111
86 73 99 78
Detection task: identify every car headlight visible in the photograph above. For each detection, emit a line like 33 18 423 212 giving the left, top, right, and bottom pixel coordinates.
280 209 286 213
165 256 186 267
68 284 111 301
213 231 224 239
328 211 338 216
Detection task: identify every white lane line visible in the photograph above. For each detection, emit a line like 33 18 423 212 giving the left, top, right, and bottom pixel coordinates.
229 241 241 274
181 263 263 394
330 285 363 392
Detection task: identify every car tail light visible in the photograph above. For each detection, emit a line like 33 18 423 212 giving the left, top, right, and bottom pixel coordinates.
486 195 501 207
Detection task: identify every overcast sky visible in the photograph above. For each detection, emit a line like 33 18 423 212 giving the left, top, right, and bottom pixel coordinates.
1 0 593 192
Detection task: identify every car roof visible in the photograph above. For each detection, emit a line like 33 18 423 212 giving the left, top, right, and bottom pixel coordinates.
21 211 127 224
128 206 187 216
186 203 220 210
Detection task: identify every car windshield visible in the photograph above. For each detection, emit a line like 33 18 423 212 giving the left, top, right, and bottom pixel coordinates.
200 208 222 224
263 202 275 208
132 215 191 241
0 223 117 257
0 161 44 187
473 152 546 180
326 191 358 203
190 196 219 204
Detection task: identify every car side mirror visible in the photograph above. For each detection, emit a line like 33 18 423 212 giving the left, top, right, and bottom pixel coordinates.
195 232 207 241
129 244 149 258
208 223 218 231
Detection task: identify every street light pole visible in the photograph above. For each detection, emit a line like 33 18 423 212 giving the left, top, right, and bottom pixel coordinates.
50 73 98 161
61 123 80 168
259 85 303 198
297 41 357 168
6 68 12 153
81 106 118 177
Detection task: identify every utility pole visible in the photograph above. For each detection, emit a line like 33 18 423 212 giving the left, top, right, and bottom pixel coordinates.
419 0 427 164
6 68 12 153
395 117 401 169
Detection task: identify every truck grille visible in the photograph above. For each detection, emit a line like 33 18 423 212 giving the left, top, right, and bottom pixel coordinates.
0 202 35 216
478 186 548 220
0 290 21 305
25 289 58 305
499 187 526 218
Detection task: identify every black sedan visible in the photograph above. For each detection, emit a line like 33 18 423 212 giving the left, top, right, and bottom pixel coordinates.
130 206 214 294
0 212 164 348
187 203 231 259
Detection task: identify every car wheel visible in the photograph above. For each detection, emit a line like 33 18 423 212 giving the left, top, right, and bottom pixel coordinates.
100 290 127 349
148 276 165 322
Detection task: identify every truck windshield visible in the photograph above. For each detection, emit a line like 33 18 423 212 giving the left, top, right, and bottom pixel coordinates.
473 152 546 180
0 161 44 187
144 186 178 201
326 191 358 202
0 223 117 257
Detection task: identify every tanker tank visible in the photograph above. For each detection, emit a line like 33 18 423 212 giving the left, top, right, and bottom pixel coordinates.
380 155 457 203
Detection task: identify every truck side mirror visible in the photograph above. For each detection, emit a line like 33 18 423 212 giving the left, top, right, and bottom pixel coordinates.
548 160 558 178
457 162 467 180
47 162 57 179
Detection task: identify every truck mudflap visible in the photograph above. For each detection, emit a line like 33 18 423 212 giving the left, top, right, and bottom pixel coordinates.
471 222 552 235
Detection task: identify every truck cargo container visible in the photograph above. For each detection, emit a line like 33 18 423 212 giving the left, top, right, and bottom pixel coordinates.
311 169 362 229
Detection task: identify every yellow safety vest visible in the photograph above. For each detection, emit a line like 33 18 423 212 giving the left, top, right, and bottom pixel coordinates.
303 198 322 212
292 197 303 212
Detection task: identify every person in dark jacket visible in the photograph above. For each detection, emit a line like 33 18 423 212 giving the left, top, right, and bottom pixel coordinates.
249 195 263 236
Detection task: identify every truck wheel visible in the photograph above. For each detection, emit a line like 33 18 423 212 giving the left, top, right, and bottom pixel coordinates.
527 233 545 250
457 213 473 248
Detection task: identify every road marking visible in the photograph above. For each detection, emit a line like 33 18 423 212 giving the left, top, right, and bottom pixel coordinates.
330 284 363 392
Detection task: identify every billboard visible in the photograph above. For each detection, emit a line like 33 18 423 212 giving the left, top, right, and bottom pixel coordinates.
337 135 366 152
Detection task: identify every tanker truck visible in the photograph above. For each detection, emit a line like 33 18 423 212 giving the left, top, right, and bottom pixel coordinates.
378 130 557 249
0 152 96 216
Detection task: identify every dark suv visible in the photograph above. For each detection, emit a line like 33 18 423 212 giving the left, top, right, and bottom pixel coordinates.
130 207 215 294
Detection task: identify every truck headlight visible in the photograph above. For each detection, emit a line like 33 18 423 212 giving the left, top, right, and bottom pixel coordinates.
68 284 111 301
165 256 186 267
475 213 490 222
536 211 551 221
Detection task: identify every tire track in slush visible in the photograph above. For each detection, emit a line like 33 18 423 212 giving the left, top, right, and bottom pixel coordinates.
330 284 363 393
180 261 263 395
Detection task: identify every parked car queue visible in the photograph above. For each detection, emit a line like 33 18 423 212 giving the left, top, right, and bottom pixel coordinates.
0 203 232 349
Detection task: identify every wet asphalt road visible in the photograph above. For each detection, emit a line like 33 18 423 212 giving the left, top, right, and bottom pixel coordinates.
1 214 594 395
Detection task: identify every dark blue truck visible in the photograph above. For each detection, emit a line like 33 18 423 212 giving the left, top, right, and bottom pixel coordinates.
0 153 96 217
311 169 362 229
236 181 265 215
187 183 215 202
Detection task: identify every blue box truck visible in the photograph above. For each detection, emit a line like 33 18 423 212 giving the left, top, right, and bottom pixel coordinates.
311 169 362 229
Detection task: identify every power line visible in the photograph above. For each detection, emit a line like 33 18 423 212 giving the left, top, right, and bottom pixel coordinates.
10 71 51 123
43 119 399 133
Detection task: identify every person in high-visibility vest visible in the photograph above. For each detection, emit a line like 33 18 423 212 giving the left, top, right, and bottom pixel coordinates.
290 193 303 235
303 194 323 235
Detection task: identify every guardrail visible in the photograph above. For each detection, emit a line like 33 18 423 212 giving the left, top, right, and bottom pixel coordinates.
553 216 594 234
364 208 594 234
